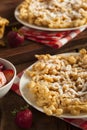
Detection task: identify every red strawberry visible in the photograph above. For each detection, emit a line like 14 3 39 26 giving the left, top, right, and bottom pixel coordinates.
7 28 24 48
3 69 14 83
15 109 33 129
0 72 7 87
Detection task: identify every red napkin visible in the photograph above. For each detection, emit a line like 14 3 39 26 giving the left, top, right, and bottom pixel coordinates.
19 26 86 48
11 71 87 130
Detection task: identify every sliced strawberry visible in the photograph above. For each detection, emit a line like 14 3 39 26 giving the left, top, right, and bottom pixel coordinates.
0 72 7 87
3 69 14 83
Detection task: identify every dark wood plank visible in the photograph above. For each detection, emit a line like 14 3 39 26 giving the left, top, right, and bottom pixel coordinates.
0 28 87 64
0 92 81 130
0 1 87 130
0 0 23 22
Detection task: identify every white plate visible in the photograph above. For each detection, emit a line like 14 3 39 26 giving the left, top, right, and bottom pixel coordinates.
15 6 87 32
19 53 87 118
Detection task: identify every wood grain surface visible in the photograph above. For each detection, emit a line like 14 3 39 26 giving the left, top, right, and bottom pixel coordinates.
0 0 23 22
0 28 86 130
0 27 87 65
0 1 87 130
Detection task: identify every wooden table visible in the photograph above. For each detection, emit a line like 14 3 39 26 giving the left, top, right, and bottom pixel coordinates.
0 25 87 130
0 3 87 130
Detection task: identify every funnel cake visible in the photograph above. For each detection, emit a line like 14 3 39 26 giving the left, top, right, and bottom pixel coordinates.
0 17 9 39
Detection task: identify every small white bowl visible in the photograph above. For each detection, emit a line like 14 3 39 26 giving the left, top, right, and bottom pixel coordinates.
0 58 16 98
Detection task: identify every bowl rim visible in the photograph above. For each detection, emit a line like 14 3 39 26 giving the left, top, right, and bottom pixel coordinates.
0 58 16 90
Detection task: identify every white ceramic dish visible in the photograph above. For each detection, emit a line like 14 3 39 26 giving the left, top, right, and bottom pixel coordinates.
15 6 87 32
0 58 16 98
19 52 87 118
